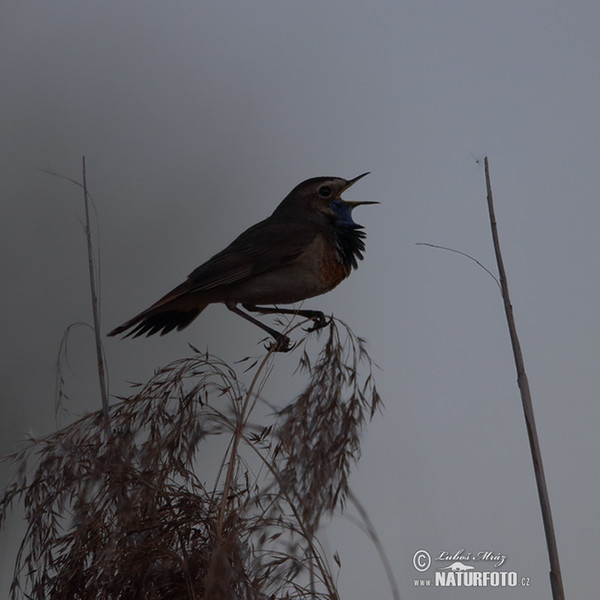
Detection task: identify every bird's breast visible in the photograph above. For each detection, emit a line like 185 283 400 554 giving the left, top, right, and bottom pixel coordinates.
313 235 352 290
222 234 350 305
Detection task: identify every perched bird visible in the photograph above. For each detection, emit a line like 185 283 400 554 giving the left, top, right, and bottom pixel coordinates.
108 173 376 351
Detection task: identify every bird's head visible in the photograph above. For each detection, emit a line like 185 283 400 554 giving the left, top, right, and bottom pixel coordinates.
273 172 378 225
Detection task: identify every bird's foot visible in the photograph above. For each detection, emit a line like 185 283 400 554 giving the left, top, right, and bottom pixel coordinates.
303 311 331 332
265 333 294 353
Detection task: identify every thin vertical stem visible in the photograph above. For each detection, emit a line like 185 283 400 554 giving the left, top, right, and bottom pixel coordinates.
347 490 400 600
82 157 112 438
484 157 564 599
216 347 274 535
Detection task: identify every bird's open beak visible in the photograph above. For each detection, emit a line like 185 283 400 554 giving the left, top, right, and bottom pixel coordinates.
345 199 380 207
344 171 370 189
341 172 379 206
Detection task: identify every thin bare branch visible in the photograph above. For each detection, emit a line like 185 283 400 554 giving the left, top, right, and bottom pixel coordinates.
484 156 564 600
347 490 400 600
416 242 500 288
55 322 94 423
35 165 85 189
82 157 111 437
38 159 111 437
216 344 276 536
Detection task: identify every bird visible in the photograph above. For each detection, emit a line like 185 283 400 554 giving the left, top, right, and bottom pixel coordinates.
108 172 377 351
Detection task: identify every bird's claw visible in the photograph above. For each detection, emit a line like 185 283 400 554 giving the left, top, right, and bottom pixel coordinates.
303 313 331 333
265 335 294 353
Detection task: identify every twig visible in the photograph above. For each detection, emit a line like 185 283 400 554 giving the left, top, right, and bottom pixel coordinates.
39 159 111 437
81 157 112 438
239 426 340 598
484 156 564 600
216 344 276 535
415 243 500 289
347 490 400 600
214 314 321 535
55 321 94 422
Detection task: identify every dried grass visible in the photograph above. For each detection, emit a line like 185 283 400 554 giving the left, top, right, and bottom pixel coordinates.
1 317 381 599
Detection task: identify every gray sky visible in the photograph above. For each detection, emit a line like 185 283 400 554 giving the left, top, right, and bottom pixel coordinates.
2 1 599 597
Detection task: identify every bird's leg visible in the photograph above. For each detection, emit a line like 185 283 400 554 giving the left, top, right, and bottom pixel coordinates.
242 304 331 332
227 304 292 352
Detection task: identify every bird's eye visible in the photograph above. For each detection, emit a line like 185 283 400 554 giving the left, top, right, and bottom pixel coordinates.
318 185 332 198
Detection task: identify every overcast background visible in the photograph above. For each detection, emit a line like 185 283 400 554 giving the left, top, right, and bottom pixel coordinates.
2 1 599 597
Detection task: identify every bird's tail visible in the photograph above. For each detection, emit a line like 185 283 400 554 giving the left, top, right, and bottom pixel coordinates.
107 303 208 338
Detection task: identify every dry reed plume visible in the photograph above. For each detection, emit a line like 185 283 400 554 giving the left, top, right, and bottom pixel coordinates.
1 317 381 599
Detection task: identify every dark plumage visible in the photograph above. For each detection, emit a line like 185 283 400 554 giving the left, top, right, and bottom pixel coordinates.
108 173 376 351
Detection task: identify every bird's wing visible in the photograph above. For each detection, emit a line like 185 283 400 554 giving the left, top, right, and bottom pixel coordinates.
151 218 317 306
106 218 319 337
190 218 316 286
